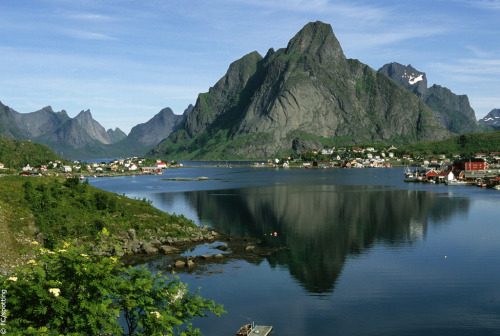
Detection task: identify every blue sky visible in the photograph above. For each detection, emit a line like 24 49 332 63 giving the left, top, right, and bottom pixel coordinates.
1 0 499 134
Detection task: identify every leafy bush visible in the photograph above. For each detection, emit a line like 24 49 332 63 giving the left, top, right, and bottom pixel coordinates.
0 240 224 335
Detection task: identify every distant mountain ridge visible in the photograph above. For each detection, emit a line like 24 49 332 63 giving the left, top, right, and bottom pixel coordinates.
128 106 190 146
151 21 452 160
0 100 187 159
378 62 481 134
478 108 500 128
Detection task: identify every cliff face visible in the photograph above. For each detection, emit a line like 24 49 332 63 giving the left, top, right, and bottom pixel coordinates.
128 107 185 146
378 62 481 134
153 21 451 159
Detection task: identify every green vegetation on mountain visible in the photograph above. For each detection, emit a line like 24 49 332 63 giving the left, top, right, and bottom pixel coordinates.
398 130 500 157
151 21 451 160
0 136 64 170
2 175 197 245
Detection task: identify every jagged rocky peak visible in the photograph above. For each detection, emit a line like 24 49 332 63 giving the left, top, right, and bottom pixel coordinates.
128 106 185 146
183 104 194 117
479 108 500 126
285 21 345 64
378 62 427 98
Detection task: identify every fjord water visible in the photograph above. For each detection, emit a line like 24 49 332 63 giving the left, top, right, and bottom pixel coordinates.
89 167 500 335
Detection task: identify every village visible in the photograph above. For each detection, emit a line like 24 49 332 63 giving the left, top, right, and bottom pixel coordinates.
2 146 500 189
1 157 173 178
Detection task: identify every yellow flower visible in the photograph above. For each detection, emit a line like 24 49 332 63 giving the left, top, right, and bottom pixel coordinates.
57 249 67 253
63 242 70 248
8 277 18 282
49 288 61 297
80 254 89 259
40 247 55 254
27 259 37 266
110 257 117 263
31 241 39 246
150 311 161 319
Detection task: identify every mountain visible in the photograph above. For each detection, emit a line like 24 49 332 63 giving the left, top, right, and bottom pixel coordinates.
128 106 187 146
378 62 482 134
0 100 190 159
378 63 427 98
150 21 451 160
478 109 500 128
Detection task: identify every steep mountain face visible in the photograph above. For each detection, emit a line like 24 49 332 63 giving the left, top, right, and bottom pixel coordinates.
378 63 427 98
34 109 116 149
478 109 500 127
128 107 185 146
153 21 451 159
378 62 481 134
14 106 70 138
424 84 481 134
107 128 127 143
1 100 189 159
0 101 25 140
0 102 70 140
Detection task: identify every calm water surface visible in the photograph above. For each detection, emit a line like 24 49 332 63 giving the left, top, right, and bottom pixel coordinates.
89 167 500 335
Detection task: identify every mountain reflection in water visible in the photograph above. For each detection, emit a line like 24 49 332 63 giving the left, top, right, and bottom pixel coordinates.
157 185 469 294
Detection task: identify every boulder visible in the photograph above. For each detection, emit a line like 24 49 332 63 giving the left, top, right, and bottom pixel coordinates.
174 260 186 268
159 245 180 254
128 229 137 241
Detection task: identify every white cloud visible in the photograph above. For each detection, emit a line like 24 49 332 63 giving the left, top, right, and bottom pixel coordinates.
63 29 116 40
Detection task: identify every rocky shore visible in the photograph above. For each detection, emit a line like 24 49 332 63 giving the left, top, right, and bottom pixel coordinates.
93 225 221 257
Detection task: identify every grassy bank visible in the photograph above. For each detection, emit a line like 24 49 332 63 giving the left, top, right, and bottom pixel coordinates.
0 175 202 274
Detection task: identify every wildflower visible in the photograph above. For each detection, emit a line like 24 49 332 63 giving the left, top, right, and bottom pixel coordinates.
150 311 161 319
31 241 39 246
80 254 89 259
8 277 18 282
57 249 67 253
49 288 61 297
40 247 55 254
63 242 70 248
110 257 117 263
27 259 37 266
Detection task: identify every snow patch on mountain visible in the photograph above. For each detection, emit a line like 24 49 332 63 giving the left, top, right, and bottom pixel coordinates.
402 71 424 85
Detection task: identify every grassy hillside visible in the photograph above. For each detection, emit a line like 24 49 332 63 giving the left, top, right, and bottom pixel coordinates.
0 175 200 273
398 130 500 157
0 136 64 170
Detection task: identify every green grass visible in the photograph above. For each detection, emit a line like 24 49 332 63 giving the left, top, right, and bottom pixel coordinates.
0 176 200 271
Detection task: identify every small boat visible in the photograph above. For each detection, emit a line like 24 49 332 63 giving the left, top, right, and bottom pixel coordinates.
404 167 422 182
445 180 467 186
236 322 273 336
493 185 500 190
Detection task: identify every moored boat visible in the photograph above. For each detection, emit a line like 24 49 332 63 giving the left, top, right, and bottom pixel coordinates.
445 179 467 186
236 322 273 336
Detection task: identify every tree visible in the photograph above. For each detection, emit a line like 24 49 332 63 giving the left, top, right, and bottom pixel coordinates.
0 238 224 335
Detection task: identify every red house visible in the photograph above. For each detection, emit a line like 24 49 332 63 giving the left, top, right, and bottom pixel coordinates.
453 158 488 171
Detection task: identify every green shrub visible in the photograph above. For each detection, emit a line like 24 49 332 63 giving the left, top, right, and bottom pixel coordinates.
0 240 224 335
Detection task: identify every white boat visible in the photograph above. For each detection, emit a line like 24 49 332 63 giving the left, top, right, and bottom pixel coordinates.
493 185 500 190
445 180 467 186
404 167 422 182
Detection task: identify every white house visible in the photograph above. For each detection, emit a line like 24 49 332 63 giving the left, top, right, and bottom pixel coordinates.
61 166 72 172
155 161 167 169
